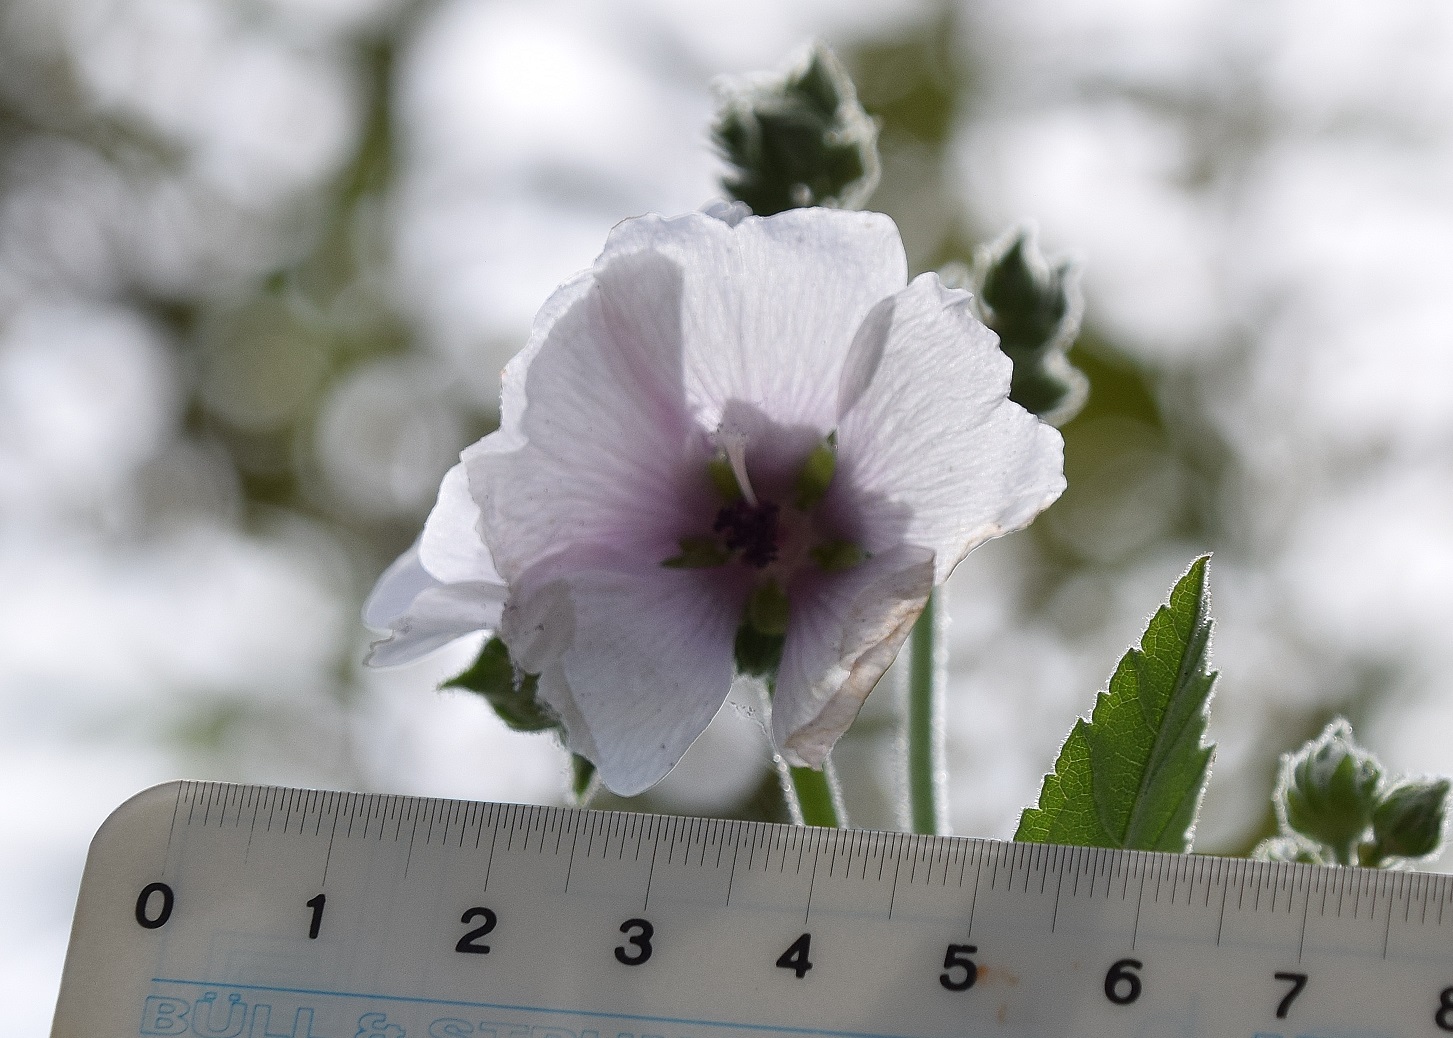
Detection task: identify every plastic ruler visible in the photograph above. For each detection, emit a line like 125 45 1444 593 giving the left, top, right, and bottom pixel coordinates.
52 781 1453 1038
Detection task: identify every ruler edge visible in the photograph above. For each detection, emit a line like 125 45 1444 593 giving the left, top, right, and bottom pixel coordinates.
68 778 1453 902
51 779 1453 1038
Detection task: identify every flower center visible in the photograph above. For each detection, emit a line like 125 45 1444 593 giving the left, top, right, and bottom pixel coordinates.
660 431 870 679
713 500 781 568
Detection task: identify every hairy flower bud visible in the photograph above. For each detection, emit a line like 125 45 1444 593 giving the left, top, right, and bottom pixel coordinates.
1275 719 1383 865
713 43 880 217
1371 778 1450 863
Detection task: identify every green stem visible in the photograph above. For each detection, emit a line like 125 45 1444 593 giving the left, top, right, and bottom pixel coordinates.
788 762 844 828
907 588 945 835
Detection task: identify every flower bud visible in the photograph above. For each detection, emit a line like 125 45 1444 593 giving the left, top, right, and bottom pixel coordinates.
1371 778 1450 863
970 227 1087 425
1275 719 1383 864
713 42 880 217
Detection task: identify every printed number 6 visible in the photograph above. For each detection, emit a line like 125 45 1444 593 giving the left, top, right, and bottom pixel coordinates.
940 944 978 991
1104 958 1143 1005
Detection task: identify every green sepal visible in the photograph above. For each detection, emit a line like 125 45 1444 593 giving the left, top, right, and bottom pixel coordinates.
570 754 599 805
971 227 1088 426
1370 777 1450 863
735 624 785 679
746 580 790 636
442 636 557 733
1015 556 1217 852
811 539 866 572
793 435 837 509
663 536 731 569
1276 719 1383 865
713 42 880 216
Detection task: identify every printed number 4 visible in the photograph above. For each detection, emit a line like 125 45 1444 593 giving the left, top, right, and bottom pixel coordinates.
777 933 813 978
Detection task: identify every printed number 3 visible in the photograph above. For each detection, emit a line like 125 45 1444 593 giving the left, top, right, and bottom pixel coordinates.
615 918 653 965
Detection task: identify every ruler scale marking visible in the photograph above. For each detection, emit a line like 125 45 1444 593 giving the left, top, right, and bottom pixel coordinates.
52 780 1453 1038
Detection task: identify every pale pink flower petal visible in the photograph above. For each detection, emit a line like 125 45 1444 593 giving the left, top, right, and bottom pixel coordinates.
364 463 507 666
835 273 1066 584
504 565 745 796
771 545 935 766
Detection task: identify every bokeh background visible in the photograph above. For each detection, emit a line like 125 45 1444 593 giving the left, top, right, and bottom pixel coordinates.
6 0 1453 1027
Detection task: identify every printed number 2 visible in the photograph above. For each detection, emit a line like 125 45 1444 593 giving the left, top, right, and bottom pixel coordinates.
456 907 498 954
1274 971 1307 1019
777 933 813 978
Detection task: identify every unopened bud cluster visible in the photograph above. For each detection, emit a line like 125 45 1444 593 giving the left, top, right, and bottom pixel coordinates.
1254 719 1449 868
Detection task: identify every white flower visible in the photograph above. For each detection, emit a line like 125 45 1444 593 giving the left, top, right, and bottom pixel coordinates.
366 207 1065 795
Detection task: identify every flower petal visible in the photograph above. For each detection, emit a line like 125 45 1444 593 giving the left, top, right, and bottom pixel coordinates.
419 462 502 585
835 273 1066 583
770 545 935 767
601 208 909 433
468 248 708 584
364 581 507 667
363 543 436 630
504 564 745 796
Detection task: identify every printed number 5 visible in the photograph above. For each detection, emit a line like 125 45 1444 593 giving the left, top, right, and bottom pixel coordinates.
940 944 978 991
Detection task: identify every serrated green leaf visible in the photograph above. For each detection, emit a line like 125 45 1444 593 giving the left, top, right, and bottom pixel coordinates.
1016 556 1217 852
442 636 558 733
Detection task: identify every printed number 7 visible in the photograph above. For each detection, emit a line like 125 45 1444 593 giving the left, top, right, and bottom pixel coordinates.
1274 972 1307 1019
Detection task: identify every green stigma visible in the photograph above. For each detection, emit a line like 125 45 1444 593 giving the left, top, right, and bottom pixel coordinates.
810 539 867 572
793 433 837 510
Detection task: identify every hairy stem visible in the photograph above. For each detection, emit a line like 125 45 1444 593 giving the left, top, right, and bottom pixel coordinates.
783 761 845 828
907 588 946 834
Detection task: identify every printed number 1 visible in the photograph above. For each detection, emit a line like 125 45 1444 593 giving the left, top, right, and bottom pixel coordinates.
306 894 326 940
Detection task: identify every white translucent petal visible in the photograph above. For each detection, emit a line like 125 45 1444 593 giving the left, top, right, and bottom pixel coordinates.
362 542 437 630
835 273 1066 584
506 565 743 796
469 248 709 582
419 462 502 584
600 208 908 433
364 581 506 667
770 546 935 767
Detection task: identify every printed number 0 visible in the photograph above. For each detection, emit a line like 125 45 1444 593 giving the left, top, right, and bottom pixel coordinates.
1436 986 1453 1031
615 918 653 965
134 882 174 929
1104 958 1143 1005
940 944 978 991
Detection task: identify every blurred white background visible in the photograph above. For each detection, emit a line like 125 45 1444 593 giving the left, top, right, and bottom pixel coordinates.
5 0 1453 1029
